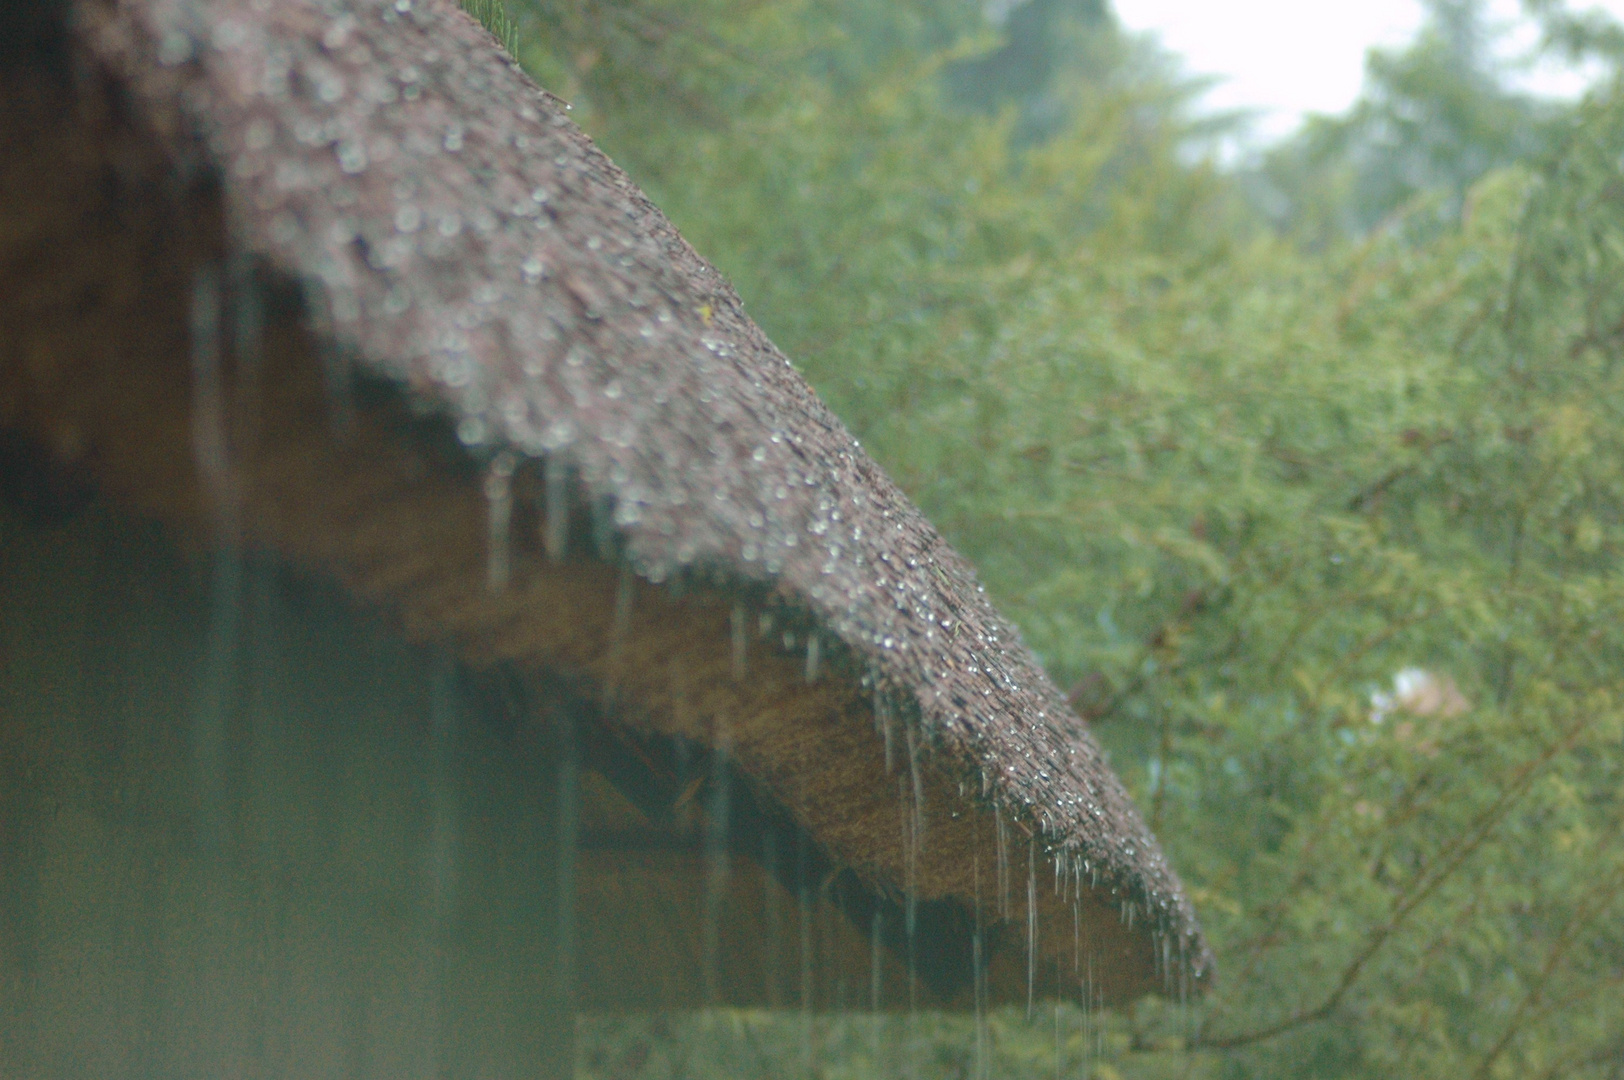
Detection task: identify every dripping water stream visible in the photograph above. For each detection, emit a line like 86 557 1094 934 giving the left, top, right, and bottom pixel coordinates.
543 455 569 561
1027 838 1037 1020
701 725 731 1005
188 264 239 855
483 452 516 591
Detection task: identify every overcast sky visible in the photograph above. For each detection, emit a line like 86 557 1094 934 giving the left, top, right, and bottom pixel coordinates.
1111 0 1624 146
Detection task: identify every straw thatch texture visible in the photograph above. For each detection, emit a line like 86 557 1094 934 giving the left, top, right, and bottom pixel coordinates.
0 0 1210 1004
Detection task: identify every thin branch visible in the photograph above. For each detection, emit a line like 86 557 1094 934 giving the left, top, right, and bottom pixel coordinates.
1199 706 1600 1050
1470 854 1624 1080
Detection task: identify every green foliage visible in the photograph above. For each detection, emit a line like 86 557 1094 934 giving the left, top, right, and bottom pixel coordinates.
505 0 1624 1075
460 0 519 56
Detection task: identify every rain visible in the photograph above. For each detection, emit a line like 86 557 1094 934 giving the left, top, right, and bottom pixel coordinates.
18 0 1620 1077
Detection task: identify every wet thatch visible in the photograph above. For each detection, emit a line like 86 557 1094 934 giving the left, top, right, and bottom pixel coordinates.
0 0 1210 1011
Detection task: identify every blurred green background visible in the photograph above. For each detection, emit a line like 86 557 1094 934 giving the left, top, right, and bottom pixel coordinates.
473 0 1624 1075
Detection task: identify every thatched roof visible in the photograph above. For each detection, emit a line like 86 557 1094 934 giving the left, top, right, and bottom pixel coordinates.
0 0 1210 1006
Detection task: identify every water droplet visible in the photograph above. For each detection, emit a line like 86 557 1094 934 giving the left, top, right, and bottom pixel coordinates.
313 67 346 104
443 123 464 152
244 119 274 152
213 18 248 50
612 497 642 526
336 140 368 173
158 30 194 66
457 416 488 446
437 212 463 237
322 14 355 50
538 419 573 452
521 255 545 282
441 352 473 388
394 204 422 233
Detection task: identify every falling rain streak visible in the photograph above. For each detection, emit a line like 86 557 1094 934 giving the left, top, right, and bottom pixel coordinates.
701 733 731 1003
607 560 633 699
189 265 239 853
731 601 748 681
544 454 569 560
484 451 515 591
1026 838 1037 1019
190 265 232 512
995 806 1011 920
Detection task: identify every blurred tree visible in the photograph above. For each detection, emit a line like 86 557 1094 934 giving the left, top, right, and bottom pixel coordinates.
1254 0 1559 244
946 0 1109 107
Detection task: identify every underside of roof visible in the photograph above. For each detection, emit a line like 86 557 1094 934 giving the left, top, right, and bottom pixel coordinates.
0 0 1211 1006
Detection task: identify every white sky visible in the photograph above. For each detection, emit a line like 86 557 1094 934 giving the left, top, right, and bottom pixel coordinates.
1111 0 1624 146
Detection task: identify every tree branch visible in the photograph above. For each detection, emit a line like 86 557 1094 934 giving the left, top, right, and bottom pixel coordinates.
1198 706 1600 1051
